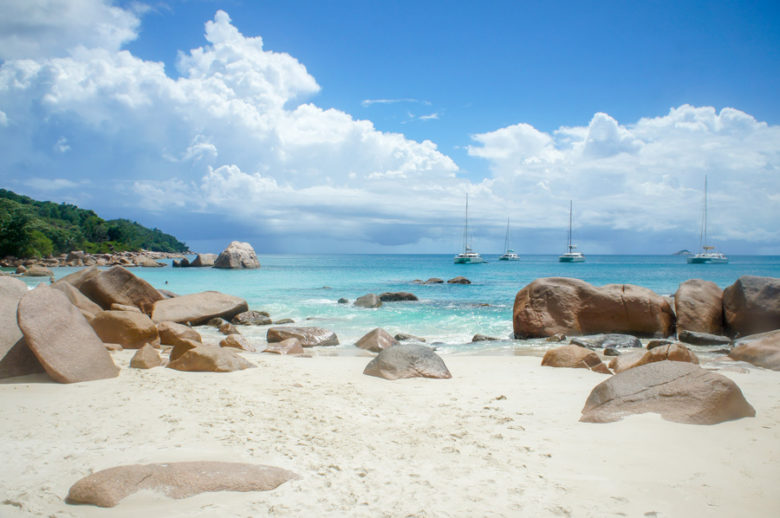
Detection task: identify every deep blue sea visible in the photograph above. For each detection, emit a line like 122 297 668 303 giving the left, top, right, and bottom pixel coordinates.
12 254 780 355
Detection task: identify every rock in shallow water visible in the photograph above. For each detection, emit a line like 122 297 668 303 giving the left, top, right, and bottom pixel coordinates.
267 326 339 347
581 361 755 424
67 461 298 507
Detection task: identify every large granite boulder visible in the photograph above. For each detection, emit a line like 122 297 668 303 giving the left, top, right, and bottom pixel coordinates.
354 293 382 308
513 277 675 338
232 310 272 326
723 276 780 337
59 266 162 314
167 346 255 372
266 326 339 347
214 241 260 269
151 291 248 325
190 253 217 267
264 338 304 355
90 310 160 349
728 330 780 370
379 292 419 302
363 343 452 380
130 344 163 369
66 461 298 508
541 344 611 374
355 328 398 352
0 277 44 378
23 265 54 277
16 286 119 383
674 279 724 335
608 343 699 374
157 321 202 347
580 361 755 424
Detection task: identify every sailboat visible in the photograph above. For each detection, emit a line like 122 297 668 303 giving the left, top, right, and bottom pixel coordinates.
687 176 728 264
454 194 486 264
558 200 585 263
498 217 519 261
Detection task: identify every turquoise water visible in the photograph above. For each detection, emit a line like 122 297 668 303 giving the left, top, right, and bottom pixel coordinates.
12 254 780 354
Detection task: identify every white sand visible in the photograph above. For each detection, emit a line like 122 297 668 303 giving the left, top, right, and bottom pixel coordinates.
1 352 778 517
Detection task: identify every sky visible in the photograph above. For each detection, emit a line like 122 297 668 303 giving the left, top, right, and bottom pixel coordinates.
1 0 779 255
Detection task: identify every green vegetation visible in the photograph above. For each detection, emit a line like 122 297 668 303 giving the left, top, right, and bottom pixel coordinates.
0 189 188 258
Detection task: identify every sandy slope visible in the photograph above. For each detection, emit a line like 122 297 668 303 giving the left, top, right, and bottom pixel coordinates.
1 352 778 517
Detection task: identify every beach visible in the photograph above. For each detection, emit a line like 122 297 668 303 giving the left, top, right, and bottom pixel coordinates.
2 350 778 517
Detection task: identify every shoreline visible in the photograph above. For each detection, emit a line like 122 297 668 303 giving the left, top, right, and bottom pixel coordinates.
1 351 778 517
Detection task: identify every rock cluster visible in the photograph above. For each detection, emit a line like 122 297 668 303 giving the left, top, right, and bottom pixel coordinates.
0 250 178 269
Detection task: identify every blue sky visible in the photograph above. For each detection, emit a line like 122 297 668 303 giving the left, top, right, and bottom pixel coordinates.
1 0 779 254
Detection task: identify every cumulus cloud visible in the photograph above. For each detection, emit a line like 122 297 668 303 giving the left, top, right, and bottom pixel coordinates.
469 105 780 250
0 0 141 59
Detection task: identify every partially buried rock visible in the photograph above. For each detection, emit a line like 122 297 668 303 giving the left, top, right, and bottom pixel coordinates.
580 361 755 424
728 330 780 370
264 338 304 355
220 334 255 352
151 291 248 325
395 333 426 343
219 321 239 336
364 343 452 380
355 328 397 352
541 344 611 374
17 286 119 383
678 330 731 346
130 344 163 369
90 310 160 349
232 310 271 326
0 276 44 379
214 241 260 269
379 292 419 302
354 293 382 308
608 343 699 374
447 276 471 284
66 461 298 508
267 326 339 347
472 334 499 342
167 346 255 372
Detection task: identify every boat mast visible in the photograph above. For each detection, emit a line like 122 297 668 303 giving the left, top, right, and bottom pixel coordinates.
567 200 573 252
462 194 469 252
703 175 708 250
504 217 510 253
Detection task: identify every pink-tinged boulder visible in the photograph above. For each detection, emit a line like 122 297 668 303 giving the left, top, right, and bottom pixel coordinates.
728 330 780 370
723 276 780 337
151 291 248 325
130 344 163 369
52 281 103 320
363 343 451 380
167 346 255 372
608 343 699 374
355 328 398 353
219 334 256 352
264 338 304 355
214 241 260 269
66 461 298 508
581 361 755 424
157 321 202 347
541 344 611 374
513 277 675 339
60 266 162 314
674 279 724 335
16 286 119 383
0 277 44 378
267 326 339 347
90 310 160 349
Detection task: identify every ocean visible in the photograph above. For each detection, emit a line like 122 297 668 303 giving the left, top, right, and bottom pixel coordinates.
14 254 780 355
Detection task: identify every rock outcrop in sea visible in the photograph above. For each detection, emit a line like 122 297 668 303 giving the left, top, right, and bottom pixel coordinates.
214 241 260 269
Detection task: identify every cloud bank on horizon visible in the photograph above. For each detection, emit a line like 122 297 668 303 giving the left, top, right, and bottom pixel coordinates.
1 1 778 254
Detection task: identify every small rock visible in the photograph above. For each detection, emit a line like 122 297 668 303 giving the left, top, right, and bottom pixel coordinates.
219 334 255 352
394 333 426 343
354 293 382 308
130 344 163 369
232 310 272 326
355 328 398 353
264 338 304 355
447 276 471 285
472 334 499 342
678 330 731 346
363 343 451 380
167 346 255 372
379 292 419 302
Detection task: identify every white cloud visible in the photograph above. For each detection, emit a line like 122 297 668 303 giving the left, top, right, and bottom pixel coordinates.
24 178 80 191
0 0 141 59
468 104 780 248
361 98 429 107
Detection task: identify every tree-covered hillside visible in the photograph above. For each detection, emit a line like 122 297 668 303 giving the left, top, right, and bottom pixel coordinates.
0 189 188 257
